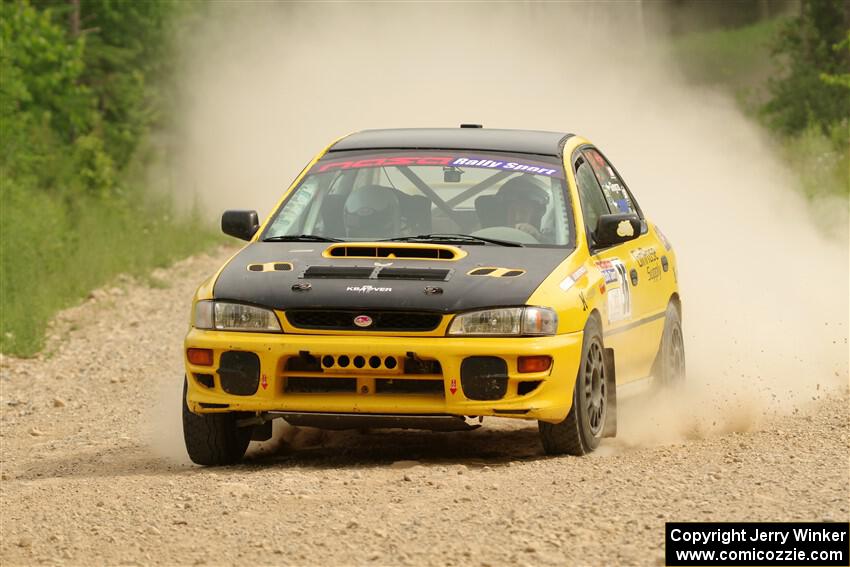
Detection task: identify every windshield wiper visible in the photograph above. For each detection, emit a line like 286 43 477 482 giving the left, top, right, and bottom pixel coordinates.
382 233 523 247
263 234 342 242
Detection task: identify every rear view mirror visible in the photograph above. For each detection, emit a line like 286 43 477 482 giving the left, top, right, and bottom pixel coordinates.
593 214 641 249
221 210 259 241
443 167 463 183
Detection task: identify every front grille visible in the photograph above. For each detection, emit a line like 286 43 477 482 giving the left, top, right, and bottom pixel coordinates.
376 379 445 396
287 310 442 332
285 377 357 393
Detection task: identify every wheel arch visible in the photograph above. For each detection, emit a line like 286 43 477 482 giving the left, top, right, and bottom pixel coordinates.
669 292 682 320
586 307 603 330
649 294 683 379
584 308 616 438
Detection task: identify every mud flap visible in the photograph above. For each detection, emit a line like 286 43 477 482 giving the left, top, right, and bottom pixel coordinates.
251 419 273 441
602 347 617 438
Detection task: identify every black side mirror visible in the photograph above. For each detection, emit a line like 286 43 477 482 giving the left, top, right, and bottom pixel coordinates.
593 213 641 249
221 210 259 241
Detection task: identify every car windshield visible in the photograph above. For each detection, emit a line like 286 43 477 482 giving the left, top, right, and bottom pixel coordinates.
262 150 574 247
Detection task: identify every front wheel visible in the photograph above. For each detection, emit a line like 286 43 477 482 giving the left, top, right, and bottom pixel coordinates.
182 378 252 466
539 316 609 456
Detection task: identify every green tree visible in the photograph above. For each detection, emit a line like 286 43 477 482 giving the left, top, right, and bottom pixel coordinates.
763 0 850 138
72 0 179 166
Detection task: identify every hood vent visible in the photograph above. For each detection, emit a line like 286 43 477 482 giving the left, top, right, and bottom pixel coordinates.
303 266 374 279
376 268 450 281
302 266 451 281
325 243 464 260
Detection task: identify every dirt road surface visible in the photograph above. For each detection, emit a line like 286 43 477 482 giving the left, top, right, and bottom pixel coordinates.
1 247 847 566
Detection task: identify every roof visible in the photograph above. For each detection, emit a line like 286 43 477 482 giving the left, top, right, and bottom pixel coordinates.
329 128 573 157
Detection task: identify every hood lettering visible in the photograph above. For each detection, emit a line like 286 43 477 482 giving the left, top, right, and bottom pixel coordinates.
346 285 392 294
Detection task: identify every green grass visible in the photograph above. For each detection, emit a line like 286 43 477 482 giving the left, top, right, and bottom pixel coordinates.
780 123 850 199
666 17 786 107
0 185 222 357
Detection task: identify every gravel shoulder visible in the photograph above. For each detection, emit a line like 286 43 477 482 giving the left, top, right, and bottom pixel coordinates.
1 247 848 566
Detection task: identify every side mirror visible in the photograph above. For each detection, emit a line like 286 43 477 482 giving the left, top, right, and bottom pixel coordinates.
593 214 641 249
221 210 259 241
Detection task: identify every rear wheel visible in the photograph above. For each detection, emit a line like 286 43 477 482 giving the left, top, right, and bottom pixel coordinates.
656 302 686 388
182 378 252 466
539 316 608 456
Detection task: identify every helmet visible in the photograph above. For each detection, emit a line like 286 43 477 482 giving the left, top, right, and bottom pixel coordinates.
343 185 401 238
497 176 549 225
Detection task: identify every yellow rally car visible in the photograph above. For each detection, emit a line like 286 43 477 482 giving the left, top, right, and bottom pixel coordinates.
182 126 685 465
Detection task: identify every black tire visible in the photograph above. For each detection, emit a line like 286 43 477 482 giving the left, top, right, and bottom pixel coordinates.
182 378 252 466
539 316 608 456
655 301 686 389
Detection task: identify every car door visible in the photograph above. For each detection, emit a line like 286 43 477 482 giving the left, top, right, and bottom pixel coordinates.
573 147 664 382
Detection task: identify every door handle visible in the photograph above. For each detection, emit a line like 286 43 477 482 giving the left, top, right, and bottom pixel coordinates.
629 268 639 286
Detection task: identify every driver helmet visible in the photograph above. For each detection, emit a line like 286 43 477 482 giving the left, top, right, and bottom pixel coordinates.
343 185 401 238
497 176 549 227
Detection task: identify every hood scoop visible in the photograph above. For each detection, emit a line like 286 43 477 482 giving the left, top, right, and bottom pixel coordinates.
302 266 451 281
324 243 464 260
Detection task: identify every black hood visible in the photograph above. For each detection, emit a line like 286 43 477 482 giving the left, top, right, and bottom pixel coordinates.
213 242 571 313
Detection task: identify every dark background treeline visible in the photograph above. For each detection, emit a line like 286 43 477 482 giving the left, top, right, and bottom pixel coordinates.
0 0 847 356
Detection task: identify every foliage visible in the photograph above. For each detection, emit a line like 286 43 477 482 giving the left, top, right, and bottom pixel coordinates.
819 32 850 90
762 0 850 139
666 18 784 94
0 0 219 356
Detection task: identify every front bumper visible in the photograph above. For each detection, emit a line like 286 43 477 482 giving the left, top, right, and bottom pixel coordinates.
183 329 583 423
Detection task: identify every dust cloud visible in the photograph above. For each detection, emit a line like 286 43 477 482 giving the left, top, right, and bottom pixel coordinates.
159 2 848 455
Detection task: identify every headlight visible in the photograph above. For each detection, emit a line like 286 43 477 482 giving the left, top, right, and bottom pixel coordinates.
447 307 557 336
193 300 282 332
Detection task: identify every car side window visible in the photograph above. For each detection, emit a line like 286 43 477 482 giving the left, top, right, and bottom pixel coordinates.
574 156 610 232
582 148 637 216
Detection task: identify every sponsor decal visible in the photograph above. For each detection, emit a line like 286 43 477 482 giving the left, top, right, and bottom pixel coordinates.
449 157 562 177
449 378 458 395
353 315 373 328
631 247 661 283
261 374 268 390
314 155 453 173
631 247 658 267
346 285 392 294
310 154 563 178
616 220 634 237
595 258 630 323
559 265 588 291
584 148 634 213
596 259 620 285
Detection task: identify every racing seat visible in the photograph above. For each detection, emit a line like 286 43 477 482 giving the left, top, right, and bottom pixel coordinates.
399 194 432 234
320 194 347 238
474 194 506 228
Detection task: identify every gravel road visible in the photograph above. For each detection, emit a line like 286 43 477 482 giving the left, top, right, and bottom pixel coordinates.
1 247 848 566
